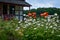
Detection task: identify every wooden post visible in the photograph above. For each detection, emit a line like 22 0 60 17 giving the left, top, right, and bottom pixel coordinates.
29 6 30 13
7 4 9 15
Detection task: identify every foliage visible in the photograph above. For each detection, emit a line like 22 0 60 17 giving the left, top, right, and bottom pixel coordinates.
0 14 60 40
0 19 22 40
19 14 60 40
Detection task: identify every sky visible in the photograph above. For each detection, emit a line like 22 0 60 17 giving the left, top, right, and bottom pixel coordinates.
24 0 60 10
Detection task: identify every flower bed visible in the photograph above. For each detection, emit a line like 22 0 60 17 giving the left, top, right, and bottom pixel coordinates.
0 14 60 40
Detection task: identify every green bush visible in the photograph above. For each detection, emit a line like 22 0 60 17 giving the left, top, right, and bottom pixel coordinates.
0 19 22 40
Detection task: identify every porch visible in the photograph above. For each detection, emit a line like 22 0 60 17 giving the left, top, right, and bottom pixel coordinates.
0 0 31 21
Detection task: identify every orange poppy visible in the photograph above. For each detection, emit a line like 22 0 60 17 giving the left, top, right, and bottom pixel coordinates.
33 16 36 19
40 13 44 16
44 16 47 18
43 12 48 16
32 15 35 17
32 12 36 15
32 12 36 18
28 13 32 16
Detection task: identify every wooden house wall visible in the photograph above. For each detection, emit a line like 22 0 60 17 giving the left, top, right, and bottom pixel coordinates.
0 3 24 20
0 3 3 16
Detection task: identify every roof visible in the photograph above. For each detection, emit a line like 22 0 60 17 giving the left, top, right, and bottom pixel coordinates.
0 0 31 7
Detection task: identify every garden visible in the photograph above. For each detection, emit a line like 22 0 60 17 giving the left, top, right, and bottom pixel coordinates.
0 12 60 40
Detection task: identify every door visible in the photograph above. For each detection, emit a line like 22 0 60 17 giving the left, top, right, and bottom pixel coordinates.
3 4 8 15
3 4 8 20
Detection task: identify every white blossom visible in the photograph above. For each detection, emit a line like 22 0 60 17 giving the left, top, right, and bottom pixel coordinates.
29 19 32 21
49 26 53 28
54 13 57 16
37 24 40 26
18 21 21 23
56 35 60 37
41 24 44 26
51 30 54 34
53 27 57 30
54 24 57 26
24 18 26 20
25 24 29 27
34 28 37 30
23 14 26 16
28 23 31 25
25 21 28 23
15 27 20 31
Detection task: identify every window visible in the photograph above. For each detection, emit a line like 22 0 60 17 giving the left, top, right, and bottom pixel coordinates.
20 11 23 15
20 6 23 10
9 5 15 15
15 6 23 20
15 16 19 19
15 11 20 15
20 16 23 21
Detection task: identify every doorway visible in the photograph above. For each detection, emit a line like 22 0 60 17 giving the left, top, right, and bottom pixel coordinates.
3 4 8 20
3 4 8 15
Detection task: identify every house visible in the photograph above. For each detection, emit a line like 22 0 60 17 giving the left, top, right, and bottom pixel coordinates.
0 0 31 21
